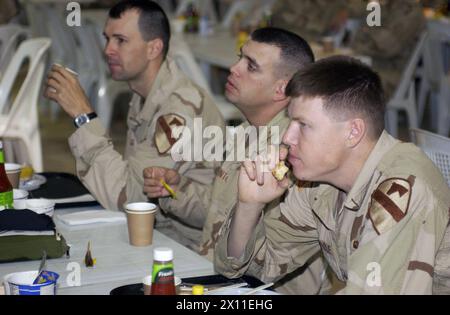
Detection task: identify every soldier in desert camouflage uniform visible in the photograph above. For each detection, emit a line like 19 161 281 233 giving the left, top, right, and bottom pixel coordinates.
271 0 348 42
143 28 329 294
44 0 224 249
215 56 450 294
351 0 425 98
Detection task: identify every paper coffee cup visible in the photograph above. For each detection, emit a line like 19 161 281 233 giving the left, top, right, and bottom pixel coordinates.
125 203 157 246
142 275 152 295
3 270 59 295
5 163 21 189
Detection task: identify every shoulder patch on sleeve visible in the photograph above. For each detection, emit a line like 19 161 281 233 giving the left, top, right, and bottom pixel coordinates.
154 114 186 154
368 178 412 235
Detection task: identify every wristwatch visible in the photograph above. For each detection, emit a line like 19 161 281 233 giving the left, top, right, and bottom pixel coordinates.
73 112 98 128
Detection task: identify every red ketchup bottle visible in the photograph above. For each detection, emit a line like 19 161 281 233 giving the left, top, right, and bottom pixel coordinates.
150 247 176 295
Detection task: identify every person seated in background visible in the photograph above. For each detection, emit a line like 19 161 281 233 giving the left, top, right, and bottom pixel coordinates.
351 0 425 98
0 0 20 25
214 56 450 294
44 0 224 249
143 27 330 294
271 0 348 43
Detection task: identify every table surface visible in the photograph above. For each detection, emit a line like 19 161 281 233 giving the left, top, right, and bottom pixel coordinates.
183 30 359 70
0 207 214 295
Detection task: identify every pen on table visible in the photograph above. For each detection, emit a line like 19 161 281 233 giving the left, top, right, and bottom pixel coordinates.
160 178 177 199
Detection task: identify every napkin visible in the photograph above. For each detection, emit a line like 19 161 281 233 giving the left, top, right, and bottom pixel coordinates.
57 210 126 226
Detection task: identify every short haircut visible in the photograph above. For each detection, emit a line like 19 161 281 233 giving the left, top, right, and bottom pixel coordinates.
286 56 386 138
250 27 315 79
109 0 171 59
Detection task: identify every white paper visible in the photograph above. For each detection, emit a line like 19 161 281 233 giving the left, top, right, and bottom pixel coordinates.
57 210 126 226
49 194 96 204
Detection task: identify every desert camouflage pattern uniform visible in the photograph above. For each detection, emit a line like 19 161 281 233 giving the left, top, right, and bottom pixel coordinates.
351 0 425 98
271 0 347 42
434 223 450 294
68 57 225 249
159 110 328 294
215 131 450 294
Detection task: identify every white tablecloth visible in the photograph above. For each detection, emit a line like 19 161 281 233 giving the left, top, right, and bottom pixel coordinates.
0 206 214 295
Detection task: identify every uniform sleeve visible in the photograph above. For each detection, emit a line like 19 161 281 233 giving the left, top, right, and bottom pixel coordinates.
158 175 214 228
68 109 195 211
341 177 449 294
214 185 322 284
69 118 128 211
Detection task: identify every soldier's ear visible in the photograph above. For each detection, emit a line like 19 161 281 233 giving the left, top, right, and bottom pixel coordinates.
273 79 289 102
147 38 164 60
346 118 365 147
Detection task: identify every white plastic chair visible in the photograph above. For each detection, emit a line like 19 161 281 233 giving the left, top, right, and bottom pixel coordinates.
385 32 428 138
0 38 51 172
418 20 450 136
169 35 244 124
0 24 30 79
437 75 450 137
410 128 450 187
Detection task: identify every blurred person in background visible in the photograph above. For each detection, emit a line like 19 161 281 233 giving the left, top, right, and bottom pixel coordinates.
271 0 348 43
0 0 20 24
351 0 425 98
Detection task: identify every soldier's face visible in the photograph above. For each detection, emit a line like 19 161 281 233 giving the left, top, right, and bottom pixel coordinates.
103 10 151 82
225 40 281 111
283 97 350 182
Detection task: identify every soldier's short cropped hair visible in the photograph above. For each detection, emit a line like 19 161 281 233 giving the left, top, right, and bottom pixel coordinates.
286 56 386 139
109 0 171 59
250 27 315 79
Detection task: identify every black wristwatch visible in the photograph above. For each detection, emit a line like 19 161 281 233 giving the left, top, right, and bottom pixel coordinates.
74 112 98 128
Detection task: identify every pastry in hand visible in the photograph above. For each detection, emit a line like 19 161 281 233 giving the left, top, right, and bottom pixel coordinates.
272 161 290 181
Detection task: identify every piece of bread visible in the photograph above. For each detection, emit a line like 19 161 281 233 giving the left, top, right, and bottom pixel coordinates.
20 165 34 181
272 161 289 181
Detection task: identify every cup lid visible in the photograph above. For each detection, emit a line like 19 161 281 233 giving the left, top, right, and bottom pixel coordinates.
125 202 157 213
5 163 21 173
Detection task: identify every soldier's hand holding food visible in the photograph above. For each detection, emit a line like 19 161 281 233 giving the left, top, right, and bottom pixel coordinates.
143 167 181 198
44 64 93 118
238 145 290 205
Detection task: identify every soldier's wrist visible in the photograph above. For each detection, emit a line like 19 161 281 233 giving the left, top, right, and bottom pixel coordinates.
237 200 265 213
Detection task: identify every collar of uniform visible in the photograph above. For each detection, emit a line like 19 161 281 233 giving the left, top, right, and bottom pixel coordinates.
267 108 290 131
243 109 289 153
133 57 178 124
342 131 400 211
223 110 289 169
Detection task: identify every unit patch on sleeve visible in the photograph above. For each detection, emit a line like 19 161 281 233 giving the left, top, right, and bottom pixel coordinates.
154 114 186 154
368 178 412 235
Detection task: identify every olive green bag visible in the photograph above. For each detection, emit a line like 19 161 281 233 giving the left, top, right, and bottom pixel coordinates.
0 232 69 263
